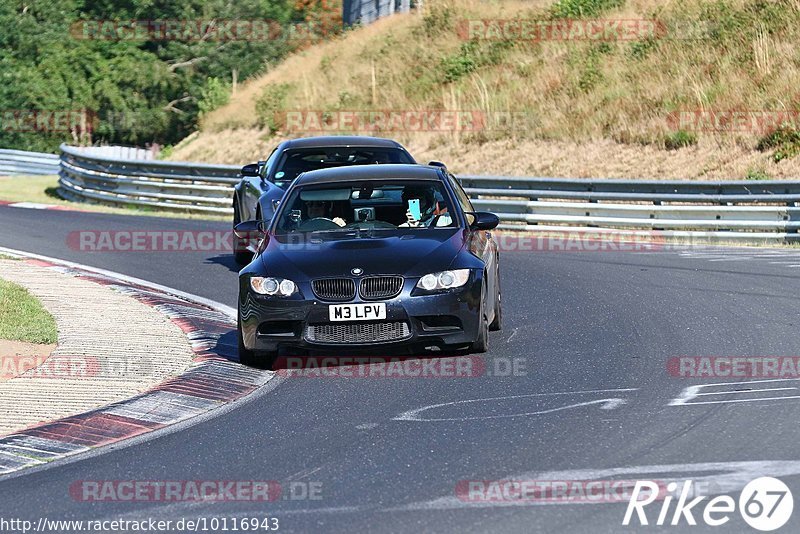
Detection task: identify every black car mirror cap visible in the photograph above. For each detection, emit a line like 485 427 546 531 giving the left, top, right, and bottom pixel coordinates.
233 219 269 239
240 163 260 177
467 212 500 231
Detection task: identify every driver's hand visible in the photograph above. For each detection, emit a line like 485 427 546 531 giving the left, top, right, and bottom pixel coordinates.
333 217 346 227
405 209 420 227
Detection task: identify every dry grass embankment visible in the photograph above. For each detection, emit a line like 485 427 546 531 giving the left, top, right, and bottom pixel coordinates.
171 0 800 180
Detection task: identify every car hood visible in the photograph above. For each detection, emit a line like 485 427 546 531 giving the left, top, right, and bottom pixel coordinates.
258 229 466 280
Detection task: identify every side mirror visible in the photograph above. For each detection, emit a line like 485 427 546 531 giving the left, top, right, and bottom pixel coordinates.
271 199 281 212
240 163 260 177
467 212 500 231
428 161 447 170
233 219 269 239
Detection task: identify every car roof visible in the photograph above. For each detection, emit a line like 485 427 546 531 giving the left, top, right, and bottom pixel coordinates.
279 136 406 150
294 164 444 186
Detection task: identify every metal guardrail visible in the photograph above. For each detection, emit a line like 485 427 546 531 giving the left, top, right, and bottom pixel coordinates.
0 144 795 242
459 176 800 242
0 149 60 176
58 144 239 214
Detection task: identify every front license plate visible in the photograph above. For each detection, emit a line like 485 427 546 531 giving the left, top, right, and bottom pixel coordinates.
329 303 387 322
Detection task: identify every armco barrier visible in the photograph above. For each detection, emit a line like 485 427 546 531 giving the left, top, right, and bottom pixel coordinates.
6 145 800 242
0 149 60 176
58 144 239 214
459 176 800 242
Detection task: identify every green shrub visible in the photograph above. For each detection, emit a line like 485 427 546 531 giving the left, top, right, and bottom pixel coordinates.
198 78 231 117
578 53 604 91
574 44 611 92
255 83 293 132
441 40 515 84
629 38 658 60
157 145 173 160
441 41 482 83
551 0 625 19
421 4 453 36
757 127 800 162
745 167 770 180
664 130 697 150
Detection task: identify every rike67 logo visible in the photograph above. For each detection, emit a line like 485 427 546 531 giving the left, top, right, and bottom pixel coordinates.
624 477 793 531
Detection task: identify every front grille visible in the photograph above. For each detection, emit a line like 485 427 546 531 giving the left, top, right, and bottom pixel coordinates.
359 276 403 300
306 322 410 344
312 278 356 301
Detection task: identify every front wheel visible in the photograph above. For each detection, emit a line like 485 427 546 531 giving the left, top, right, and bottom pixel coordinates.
470 284 490 353
489 287 502 331
233 201 254 266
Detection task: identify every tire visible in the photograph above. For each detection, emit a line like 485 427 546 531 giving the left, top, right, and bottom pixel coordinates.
489 264 502 332
470 283 490 354
233 199 254 266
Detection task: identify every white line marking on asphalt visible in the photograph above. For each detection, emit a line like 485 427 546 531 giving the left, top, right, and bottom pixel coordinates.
393 388 637 422
672 395 800 405
669 378 800 406
506 327 518 343
693 387 796 396
288 467 323 481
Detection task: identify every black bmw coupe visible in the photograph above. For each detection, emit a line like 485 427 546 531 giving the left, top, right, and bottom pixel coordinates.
234 164 502 366
232 136 416 265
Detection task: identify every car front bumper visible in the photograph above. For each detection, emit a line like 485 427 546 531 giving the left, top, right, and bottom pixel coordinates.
239 275 483 353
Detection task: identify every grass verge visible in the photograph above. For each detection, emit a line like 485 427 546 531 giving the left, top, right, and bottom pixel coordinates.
0 176 228 221
0 278 58 344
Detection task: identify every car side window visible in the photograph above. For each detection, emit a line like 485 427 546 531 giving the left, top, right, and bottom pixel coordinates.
448 174 474 213
262 147 279 181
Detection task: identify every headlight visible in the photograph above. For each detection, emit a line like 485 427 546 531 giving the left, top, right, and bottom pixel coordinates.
251 276 297 296
416 269 470 291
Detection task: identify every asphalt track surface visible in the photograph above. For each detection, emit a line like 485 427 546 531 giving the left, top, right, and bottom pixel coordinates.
1 204 800 533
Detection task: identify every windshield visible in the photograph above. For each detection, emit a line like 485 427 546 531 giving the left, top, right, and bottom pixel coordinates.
271 147 414 187
274 180 456 234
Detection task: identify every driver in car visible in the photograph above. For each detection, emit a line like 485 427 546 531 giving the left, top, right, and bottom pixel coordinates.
400 187 452 228
306 200 346 227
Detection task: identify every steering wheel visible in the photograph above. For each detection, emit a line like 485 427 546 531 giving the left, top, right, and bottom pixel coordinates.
297 217 342 231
